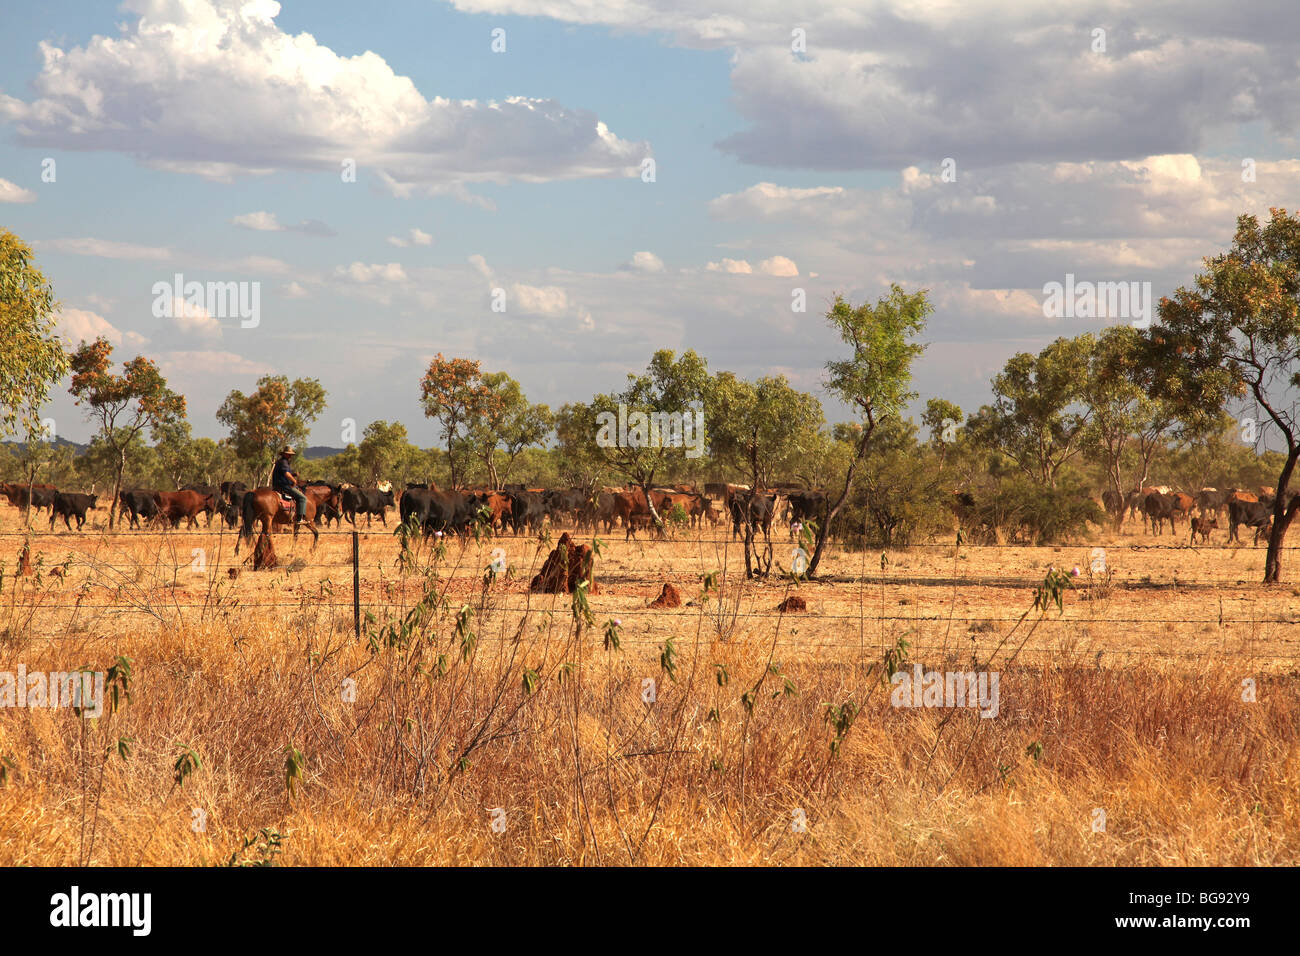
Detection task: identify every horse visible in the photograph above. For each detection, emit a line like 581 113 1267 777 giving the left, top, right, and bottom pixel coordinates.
235 485 331 554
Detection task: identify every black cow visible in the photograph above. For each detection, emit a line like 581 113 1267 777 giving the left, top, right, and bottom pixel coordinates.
11 485 55 515
508 490 546 534
1143 492 1178 536
1228 499 1273 545
118 489 161 529
1196 488 1232 517
341 485 397 527
786 490 827 528
542 488 586 527
1124 490 1146 526
399 488 477 536
51 492 97 531
731 491 777 540
1101 489 1124 521
221 489 246 528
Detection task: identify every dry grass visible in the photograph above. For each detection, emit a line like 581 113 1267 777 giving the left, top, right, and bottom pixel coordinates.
0 508 1296 866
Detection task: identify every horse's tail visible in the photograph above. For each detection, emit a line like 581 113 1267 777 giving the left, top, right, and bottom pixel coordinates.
237 489 258 551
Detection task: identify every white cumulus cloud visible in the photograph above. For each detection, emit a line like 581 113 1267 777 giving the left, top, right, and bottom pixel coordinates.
388 228 434 247
0 0 649 191
0 178 36 203
337 262 408 283
624 251 665 272
57 308 148 348
706 258 753 274
758 255 799 277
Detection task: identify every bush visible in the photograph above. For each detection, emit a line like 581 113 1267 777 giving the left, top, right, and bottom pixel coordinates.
963 477 1102 545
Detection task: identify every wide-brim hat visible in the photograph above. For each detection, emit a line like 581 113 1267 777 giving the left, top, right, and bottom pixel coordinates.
281 445 296 456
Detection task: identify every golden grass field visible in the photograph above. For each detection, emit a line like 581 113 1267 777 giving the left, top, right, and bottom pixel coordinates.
0 502 1296 866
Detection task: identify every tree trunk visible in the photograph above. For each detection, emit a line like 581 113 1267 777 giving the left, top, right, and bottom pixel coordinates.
110 450 126 531
1109 474 1124 532
1263 450 1300 583
808 419 874 577
638 478 663 536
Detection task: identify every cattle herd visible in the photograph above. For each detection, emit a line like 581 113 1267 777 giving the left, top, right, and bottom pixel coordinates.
397 482 829 540
0 480 397 533
0 478 833 542
1100 485 1293 545
1 475 1289 549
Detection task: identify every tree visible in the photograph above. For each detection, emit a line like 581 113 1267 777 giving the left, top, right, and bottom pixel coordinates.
708 371 823 575
0 230 69 439
592 349 711 531
357 420 409 484
921 397 965 472
967 336 1093 489
77 432 155 495
154 423 232 488
68 338 186 528
11 420 66 493
1080 326 1179 513
467 372 552 489
1149 207 1300 582
808 286 930 577
216 375 326 484
554 401 607 493
419 355 496 488
844 418 951 547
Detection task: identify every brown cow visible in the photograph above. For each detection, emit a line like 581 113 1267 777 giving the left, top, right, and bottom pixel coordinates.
1 482 57 513
154 490 216 529
471 491 513 532
651 490 706 529
612 489 657 540
1190 515 1218 545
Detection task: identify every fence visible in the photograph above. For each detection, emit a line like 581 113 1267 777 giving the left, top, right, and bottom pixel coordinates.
0 522 1296 665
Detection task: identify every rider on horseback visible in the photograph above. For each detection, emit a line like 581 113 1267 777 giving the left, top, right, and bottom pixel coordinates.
272 445 308 525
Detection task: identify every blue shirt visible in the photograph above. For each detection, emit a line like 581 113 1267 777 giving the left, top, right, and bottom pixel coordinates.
272 457 296 491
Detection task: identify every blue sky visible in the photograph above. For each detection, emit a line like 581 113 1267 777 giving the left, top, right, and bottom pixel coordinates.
2 1 1298 446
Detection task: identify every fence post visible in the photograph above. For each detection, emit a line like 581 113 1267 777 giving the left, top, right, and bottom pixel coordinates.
352 529 361 639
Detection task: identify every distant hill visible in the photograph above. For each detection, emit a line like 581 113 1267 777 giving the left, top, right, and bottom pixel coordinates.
302 446 345 460
2 437 87 453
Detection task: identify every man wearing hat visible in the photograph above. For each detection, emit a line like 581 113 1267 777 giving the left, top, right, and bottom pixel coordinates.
272 445 307 525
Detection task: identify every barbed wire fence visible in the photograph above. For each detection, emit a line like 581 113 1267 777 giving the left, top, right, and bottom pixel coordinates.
0 519 1297 667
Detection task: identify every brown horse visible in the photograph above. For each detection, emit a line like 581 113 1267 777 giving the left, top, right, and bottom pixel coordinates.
235 485 332 553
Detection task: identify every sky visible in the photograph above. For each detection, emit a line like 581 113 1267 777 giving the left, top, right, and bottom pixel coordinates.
1 0 1298 446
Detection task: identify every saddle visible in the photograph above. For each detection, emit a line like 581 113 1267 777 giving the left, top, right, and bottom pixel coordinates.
276 490 296 512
